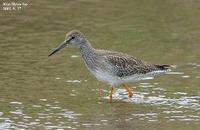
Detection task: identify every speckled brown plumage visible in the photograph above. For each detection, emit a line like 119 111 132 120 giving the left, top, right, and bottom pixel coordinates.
94 49 170 78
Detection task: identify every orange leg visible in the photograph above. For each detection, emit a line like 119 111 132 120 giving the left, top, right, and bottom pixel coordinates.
109 87 113 103
122 84 133 97
99 89 103 97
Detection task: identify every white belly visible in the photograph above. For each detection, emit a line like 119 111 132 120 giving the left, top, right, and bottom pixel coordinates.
90 69 168 86
90 69 123 86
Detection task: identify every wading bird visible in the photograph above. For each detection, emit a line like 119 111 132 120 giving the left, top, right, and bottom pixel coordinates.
49 30 171 103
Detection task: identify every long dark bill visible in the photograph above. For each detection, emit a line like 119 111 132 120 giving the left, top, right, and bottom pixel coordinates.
48 41 67 57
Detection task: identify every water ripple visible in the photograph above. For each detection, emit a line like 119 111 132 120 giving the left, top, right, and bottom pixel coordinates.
0 99 82 129
113 89 200 110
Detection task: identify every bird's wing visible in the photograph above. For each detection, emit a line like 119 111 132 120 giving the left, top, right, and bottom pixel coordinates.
96 49 170 77
103 52 154 77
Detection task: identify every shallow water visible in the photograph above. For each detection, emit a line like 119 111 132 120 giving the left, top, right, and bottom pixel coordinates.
0 0 200 129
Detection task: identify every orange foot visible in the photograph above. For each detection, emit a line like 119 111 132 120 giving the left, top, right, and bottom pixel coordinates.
109 87 113 103
122 84 133 97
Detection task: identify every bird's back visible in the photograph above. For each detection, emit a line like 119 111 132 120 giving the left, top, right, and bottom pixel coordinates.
95 49 171 78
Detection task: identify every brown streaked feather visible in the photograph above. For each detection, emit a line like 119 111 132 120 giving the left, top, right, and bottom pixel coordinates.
96 50 168 77
106 55 150 77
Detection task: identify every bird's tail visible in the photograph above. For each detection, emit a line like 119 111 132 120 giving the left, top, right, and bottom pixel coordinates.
154 64 175 71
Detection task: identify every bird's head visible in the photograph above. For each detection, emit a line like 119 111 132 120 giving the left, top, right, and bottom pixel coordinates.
48 30 87 56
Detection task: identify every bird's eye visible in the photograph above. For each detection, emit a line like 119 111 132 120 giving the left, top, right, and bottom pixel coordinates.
71 36 75 40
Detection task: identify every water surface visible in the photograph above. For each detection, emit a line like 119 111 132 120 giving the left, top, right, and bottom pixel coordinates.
0 0 200 129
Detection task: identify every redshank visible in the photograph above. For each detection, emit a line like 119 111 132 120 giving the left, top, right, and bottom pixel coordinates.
49 30 171 103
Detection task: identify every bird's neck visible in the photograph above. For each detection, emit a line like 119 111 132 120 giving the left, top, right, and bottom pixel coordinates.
79 41 96 64
79 41 95 55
